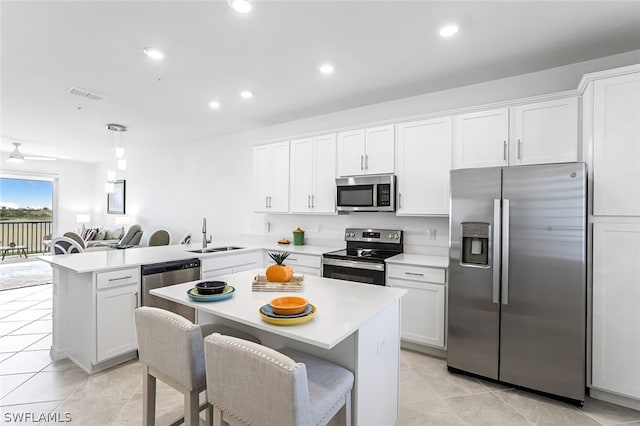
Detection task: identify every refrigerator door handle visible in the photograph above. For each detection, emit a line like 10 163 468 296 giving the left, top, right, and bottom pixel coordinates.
493 199 501 304
502 198 510 305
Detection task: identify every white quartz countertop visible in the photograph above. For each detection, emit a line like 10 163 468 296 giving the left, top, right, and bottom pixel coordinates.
150 269 406 350
39 241 341 273
386 253 449 268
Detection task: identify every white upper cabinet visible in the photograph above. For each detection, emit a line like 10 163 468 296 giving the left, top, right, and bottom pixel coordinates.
337 129 366 176
453 108 509 169
290 134 336 214
592 72 640 216
453 97 578 169
396 117 452 216
365 125 395 174
252 141 290 213
337 124 394 176
513 97 578 165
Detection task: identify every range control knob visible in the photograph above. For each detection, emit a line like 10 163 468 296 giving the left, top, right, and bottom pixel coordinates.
388 234 393 238
394 234 400 239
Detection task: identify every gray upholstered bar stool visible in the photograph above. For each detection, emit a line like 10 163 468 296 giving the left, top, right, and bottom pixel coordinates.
204 333 354 426
134 307 260 426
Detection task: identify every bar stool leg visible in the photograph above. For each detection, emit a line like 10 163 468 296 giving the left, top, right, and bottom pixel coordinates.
143 365 156 426
184 389 199 426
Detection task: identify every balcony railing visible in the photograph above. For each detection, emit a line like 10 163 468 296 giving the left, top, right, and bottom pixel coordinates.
0 221 53 255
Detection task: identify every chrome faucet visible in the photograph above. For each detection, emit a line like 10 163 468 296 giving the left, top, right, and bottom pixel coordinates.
202 217 212 250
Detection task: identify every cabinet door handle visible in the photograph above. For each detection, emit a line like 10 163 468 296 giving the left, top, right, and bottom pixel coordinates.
365 154 369 170
109 276 133 282
517 139 522 160
268 196 272 208
133 292 138 308
311 195 315 208
308 195 311 208
265 195 268 208
360 154 364 170
288 257 298 262
503 140 507 161
398 192 402 209
404 272 424 277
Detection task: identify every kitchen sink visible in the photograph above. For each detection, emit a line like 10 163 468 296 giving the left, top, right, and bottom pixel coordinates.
186 246 245 254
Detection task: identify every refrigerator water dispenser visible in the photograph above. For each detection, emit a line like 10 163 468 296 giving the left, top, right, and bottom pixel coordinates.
461 222 490 266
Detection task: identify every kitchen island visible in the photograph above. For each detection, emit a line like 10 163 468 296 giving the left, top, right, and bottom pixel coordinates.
151 269 406 426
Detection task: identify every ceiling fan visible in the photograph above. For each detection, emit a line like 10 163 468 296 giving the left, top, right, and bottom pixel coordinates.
6 142 56 163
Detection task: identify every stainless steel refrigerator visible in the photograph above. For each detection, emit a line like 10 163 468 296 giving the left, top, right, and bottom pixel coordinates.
447 163 586 404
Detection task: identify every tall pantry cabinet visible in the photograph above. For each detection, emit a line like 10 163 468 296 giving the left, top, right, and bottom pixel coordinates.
581 65 640 409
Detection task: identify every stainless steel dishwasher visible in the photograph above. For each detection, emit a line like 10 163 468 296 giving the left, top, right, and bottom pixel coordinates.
141 258 200 322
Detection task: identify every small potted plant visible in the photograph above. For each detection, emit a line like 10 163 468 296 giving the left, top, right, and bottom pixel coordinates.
266 251 293 282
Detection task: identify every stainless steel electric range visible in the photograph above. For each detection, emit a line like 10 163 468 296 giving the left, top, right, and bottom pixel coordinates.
322 228 403 286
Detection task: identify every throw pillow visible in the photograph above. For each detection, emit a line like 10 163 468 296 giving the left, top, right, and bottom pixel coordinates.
85 229 97 241
80 228 93 240
94 228 106 240
105 226 124 240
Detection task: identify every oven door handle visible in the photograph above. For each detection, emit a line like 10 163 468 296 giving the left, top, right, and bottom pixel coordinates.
322 257 385 271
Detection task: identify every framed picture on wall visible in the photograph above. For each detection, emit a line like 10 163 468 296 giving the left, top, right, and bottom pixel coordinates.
107 180 126 214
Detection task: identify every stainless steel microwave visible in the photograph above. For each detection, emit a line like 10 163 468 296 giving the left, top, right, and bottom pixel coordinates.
336 174 396 212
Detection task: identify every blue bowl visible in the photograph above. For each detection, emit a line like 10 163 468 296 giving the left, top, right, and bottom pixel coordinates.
195 281 227 295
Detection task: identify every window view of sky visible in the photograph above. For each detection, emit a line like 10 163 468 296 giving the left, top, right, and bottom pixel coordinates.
0 178 53 209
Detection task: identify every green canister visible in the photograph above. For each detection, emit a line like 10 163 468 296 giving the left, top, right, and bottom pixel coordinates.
293 227 304 245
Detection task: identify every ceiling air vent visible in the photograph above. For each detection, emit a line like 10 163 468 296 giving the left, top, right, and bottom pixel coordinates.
67 87 103 101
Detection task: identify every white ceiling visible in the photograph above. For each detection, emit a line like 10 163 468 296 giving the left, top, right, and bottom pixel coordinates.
1 1 639 162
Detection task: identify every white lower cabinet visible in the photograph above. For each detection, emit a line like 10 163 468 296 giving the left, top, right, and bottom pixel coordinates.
96 283 139 362
201 251 262 279
387 264 446 348
95 267 140 364
592 222 640 400
263 251 321 277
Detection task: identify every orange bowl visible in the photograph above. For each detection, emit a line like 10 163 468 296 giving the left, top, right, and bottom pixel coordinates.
269 296 308 316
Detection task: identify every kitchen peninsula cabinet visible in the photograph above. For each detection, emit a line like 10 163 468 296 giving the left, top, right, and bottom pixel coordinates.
53 266 140 374
396 117 452 216
337 124 394 176
96 274 139 362
253 141 290 213
453 97 578 169
289 133 336 214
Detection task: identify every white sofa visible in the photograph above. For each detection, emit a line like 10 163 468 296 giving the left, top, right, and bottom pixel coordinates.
83 226 124 247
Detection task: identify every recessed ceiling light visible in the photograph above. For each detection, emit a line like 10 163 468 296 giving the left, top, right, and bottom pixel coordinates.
240 90 253 99
439 25 459 38
208 101 221 109
228 0 252 14
319 64 335 74
143 47 164 60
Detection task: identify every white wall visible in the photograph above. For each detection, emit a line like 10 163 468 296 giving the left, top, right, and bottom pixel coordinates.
95 50 640 250
1 159 99 235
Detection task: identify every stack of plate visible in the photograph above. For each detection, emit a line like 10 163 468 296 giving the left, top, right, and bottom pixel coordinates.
187 281 235 302
259 296 316 325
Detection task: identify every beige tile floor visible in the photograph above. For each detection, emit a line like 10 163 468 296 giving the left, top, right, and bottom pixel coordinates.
1 284 640 426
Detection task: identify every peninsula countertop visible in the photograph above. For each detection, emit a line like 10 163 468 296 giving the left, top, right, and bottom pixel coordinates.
39 241 342 273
